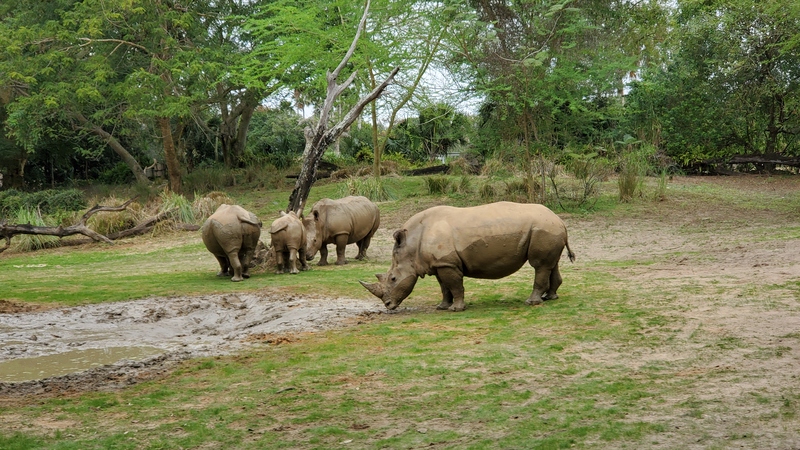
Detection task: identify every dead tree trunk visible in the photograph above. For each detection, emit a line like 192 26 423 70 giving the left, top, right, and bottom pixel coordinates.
0 199 137 254
286 0 399 215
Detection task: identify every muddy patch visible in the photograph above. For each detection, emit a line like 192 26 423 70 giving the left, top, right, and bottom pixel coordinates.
0 293 382 397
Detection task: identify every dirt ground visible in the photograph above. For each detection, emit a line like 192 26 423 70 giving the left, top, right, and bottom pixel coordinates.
1 175 800 448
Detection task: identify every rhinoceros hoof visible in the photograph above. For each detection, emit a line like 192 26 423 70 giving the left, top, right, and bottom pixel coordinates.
335 260 348 266
448 305 466 312
231 276 244 282
525 297 543 306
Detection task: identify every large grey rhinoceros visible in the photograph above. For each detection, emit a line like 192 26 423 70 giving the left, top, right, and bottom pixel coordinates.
303 196 380 266
361 202 575 311
201 204 262 282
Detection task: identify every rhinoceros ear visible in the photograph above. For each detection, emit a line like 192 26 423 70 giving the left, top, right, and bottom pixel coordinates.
393 229 407 248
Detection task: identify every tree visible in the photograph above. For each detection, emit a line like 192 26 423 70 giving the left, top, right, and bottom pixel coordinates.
284 0 399 214
627 0 800 168
452 0 668 200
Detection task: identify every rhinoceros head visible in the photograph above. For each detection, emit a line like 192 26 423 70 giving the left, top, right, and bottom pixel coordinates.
360 229 418 310
302 213 320 260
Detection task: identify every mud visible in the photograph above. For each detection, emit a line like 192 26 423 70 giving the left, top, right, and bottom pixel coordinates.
0 293 382 397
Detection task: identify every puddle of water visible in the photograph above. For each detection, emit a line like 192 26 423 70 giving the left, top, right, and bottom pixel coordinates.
0 347 165 383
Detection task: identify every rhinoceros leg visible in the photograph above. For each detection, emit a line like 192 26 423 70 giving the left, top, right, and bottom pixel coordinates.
544 264 563 300
299 247 310 271
334 234 349 265
434 274 454 310
526 266 552 305
214 256 231 277
355 236 371 260
435 267 466 311
318 245 329 266
288 248 300 274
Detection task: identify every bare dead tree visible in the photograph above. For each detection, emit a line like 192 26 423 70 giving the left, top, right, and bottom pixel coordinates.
286 0 400 215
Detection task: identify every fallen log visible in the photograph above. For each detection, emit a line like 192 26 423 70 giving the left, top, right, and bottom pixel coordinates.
0 198 197 253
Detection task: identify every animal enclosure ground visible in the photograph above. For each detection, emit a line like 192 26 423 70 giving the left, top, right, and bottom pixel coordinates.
0 175 799 449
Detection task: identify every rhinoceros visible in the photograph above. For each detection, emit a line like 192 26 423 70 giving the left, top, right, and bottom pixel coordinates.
201 204 262 282
269 211 308 274
361 202 574 311
303 196 381 266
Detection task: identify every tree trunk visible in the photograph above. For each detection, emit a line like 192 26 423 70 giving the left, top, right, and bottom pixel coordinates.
158 117 182 194
218 87 259 168
86 122 149 184
286 0 399 215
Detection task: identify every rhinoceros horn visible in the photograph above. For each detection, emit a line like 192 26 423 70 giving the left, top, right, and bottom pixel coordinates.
360 280 384 298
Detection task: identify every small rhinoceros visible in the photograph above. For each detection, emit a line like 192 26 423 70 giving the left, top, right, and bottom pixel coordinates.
201 204 262 282
361 202 575 311
269 211 308 274
303 196 380 266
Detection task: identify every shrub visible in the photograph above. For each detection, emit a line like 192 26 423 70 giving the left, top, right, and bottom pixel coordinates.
98 163 134 185
0 189 86 217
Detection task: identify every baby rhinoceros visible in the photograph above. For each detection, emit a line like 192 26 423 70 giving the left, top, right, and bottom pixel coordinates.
269 211 308 274
361 201 575 312
201 204 262 282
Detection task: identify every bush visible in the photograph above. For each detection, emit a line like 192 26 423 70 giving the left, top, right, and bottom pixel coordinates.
98 163 135 185
0 189 86 217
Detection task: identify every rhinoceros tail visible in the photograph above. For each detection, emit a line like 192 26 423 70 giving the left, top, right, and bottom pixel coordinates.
565 241 576 263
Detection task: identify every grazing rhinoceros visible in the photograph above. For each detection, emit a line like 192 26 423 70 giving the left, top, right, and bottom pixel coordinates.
360 202 575 311
201 204 262 282
303 196 380 266
269 211 308 274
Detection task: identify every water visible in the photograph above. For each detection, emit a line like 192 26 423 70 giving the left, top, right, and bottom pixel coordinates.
0 346 164 383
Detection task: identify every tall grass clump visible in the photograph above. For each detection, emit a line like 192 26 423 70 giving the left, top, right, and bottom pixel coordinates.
340 177 397 201
479 181 497 201
451 175 473 195
192 191 235 221
424 175 451 195
553 151 614 209
160 191 196 224
617 148 651 202
10 207 61 252
86 197 143 236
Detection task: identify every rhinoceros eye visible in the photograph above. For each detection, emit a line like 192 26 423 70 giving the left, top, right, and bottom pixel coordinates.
390 276 396 282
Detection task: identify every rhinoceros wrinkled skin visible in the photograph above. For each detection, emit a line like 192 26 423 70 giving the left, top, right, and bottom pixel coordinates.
303 196 380 266
269 211 309 274
201 204 262 282
361 202 575 312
